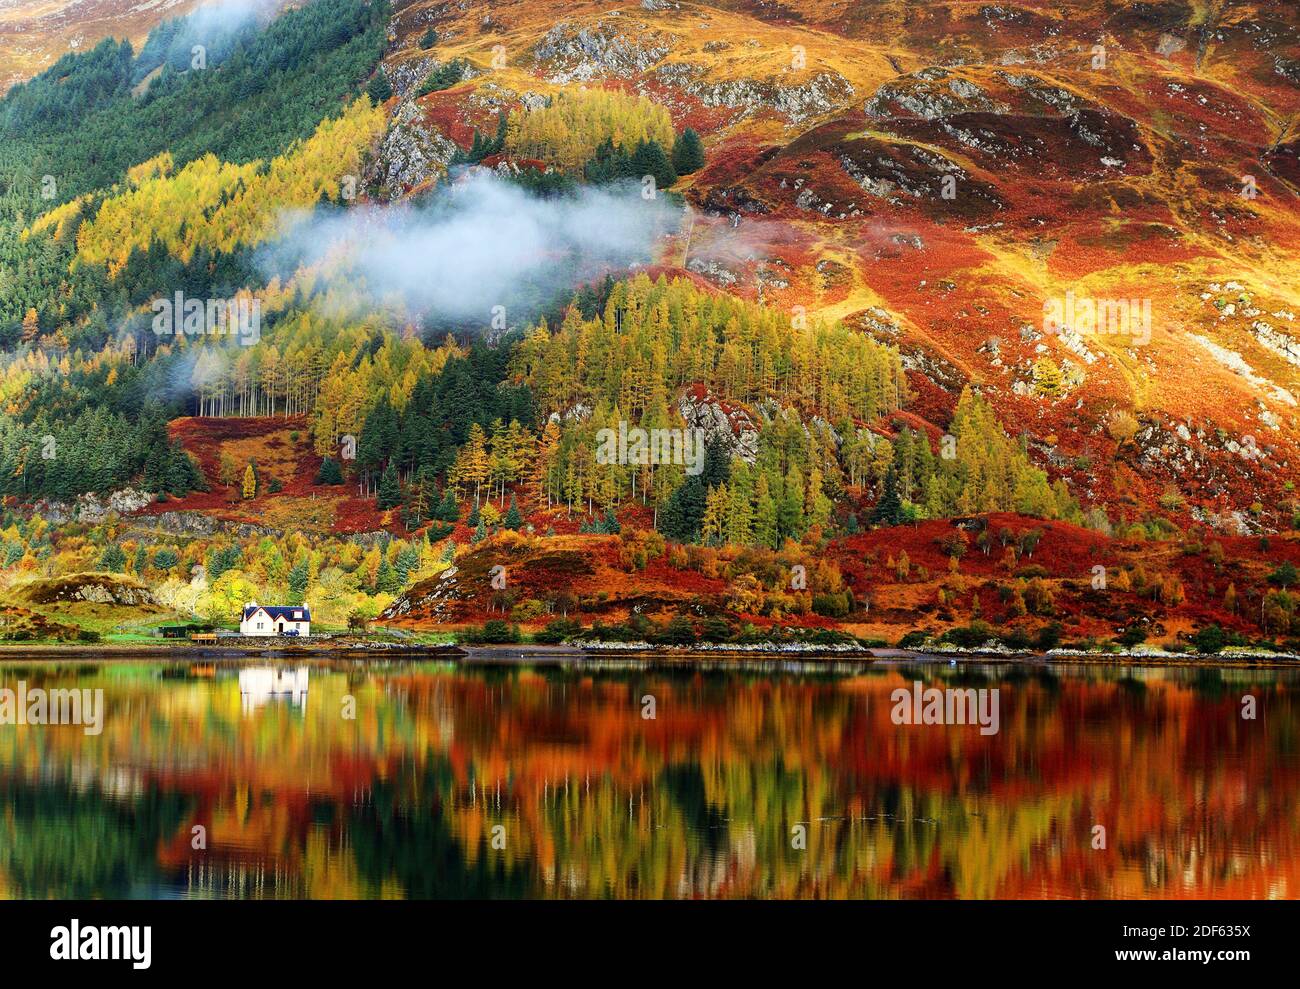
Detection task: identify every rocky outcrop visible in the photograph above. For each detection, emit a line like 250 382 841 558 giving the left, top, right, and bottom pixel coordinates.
657 63 854 123
389 56 437 98
124 512 390 547
368 99 459 193
531 15 851 123
686 256 742 286
15 573 159 607
383 565 460 621
677 389 760 463
34 488 154 525
532 17 676 83
866 70 1010 121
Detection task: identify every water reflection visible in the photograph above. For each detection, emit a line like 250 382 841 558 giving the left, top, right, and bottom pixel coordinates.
0 658 1296 900
239 667 309 715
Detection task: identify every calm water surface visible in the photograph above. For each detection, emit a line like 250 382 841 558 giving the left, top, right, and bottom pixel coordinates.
1 656 1296 899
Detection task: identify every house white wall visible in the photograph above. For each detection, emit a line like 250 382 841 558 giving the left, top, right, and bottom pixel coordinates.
239 607 311 637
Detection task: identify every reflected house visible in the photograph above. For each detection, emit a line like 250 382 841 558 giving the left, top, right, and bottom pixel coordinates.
238 666 310 714
239 602 310 637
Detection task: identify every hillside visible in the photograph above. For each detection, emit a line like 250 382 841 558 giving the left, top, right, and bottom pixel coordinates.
0 0 1298 652
0 0 196 90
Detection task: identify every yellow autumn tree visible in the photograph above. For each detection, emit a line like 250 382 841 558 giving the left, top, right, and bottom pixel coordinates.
74 98 385 272
507 89 675 168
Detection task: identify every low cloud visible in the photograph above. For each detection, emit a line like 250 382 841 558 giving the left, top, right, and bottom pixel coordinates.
266 171 682 327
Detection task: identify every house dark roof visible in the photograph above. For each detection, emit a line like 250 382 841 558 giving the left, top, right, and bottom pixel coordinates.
242 605 311 622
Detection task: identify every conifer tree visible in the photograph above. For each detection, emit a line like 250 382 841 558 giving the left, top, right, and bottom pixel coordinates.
671 128 705 174
629 138 677 189
98 543 127 572
288 557 310 604
504 494 523 530
870 467 904 527
367 70 392 105
438 488 459 522
376 462 402 510
375 556 400 594
315 456 344 485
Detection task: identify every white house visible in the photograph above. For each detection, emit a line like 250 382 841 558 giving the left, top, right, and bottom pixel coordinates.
240 602 310 637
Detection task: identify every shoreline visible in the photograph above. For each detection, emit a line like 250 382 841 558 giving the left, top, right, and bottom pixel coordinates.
1 639 1297 668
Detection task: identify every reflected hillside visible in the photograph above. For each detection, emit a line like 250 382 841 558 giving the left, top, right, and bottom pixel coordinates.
0 660 1296 899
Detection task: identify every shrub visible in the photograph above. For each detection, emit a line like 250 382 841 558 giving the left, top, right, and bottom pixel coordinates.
1036 623 1063 651
510 598 545 622
700 616 732 642
486 621 520 644
940 622 996 649
1115 625 1147 648
461 620 518 643
1191 624 1226 654
1268 562 1298 589
658 614 697 645
1002 628 1033 651
812 591 851 617
534 618 581 643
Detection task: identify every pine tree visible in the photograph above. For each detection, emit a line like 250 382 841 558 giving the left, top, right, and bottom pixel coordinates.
98 543 127 572
701 483 728 545
438 488 460 522
629 138 677 189
671 128 705 174
376 556 401 594
777 466 806 541
870 467 904 526
504 494 523 530
395 544 420 584
419 27 438 49
376 462 402 510
532 419 561 507
452 423 490 505
659 476 706 542
288 557 310 604
725 460 754 545
366 70 392 105
315 456 345 485
753 474 778 548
